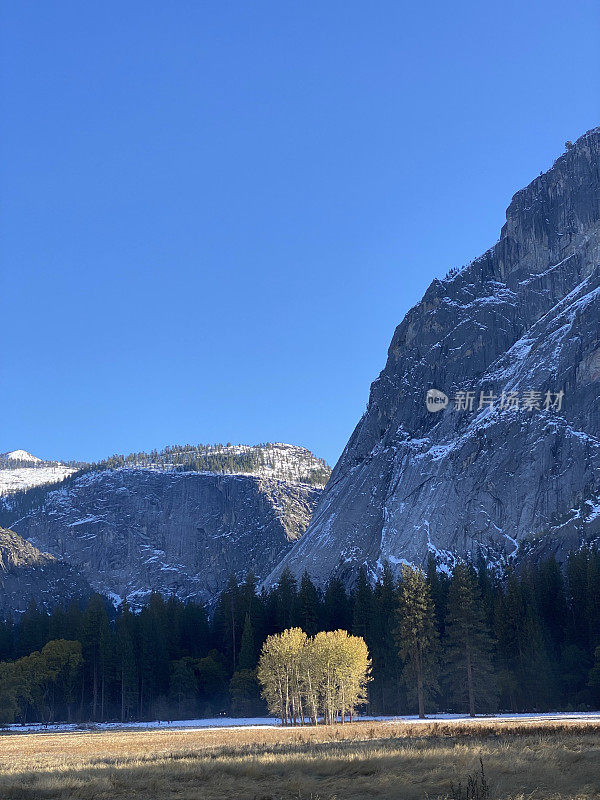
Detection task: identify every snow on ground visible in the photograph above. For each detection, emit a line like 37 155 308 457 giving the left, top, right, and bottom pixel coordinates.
3 711 600 735
122 443 330 486
0 464 76 496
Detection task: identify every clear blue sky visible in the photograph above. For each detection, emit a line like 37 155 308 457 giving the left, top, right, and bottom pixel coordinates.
1 1 598 467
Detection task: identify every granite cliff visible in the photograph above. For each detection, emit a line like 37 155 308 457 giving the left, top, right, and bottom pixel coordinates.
7 444 329 606
0 526 90 615
268 128 600 586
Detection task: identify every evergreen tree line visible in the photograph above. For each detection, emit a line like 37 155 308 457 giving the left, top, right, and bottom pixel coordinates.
0 547 599 724
100 443 263 474
0 456 64 470
99 442 329 482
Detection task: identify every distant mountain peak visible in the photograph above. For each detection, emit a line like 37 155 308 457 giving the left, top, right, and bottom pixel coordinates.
3 450 42 463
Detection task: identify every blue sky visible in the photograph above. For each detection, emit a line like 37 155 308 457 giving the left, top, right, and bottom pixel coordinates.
1 1 598 467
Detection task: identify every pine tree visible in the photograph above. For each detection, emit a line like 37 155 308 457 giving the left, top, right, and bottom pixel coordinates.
371 564 401 714
99 617 115 721
239 572 266 652
229 668 262 716
426 553 449 636
443 563 497 716
81 594 110 720
139 593 169 715
16 599 49 657
116 600 137 722
211 575 241 670
0 618 14 662
588 645 600 705
237 613 256 670
323 577 351 632
180 602 210 659
352 568 373 643
1 543 597 724
534 555 568 656
169 658 197 718
495 569 553 711
475 550 496 631
275 568 298 631
585 549 600 653
395 565 439 718
165 595 183 662
63 600 83 642
48 606 68 642
297 572 321 636
566 549 590 650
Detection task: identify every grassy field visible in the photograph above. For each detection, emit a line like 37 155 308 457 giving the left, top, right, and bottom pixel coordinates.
0 719 599 799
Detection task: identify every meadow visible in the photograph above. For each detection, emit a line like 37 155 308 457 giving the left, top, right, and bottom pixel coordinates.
0 719 599 800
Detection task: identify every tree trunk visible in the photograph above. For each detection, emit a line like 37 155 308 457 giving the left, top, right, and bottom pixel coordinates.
121 666 125 722
79 671 85 721
466 644 475 717
92 656 98 720
417 653 425 719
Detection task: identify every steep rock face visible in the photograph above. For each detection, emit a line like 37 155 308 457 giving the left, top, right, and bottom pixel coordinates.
12 461 324 606
0 527 90 616
269 128 600 585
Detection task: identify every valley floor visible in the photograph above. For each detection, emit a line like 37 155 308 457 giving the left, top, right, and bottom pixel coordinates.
3 710 600 734
0 718 598 799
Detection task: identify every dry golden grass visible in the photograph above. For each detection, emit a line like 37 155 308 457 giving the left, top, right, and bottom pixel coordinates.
0 719 599 799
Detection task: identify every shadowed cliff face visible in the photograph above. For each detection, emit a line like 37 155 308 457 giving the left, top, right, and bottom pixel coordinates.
269 128 600 586
0 527 90 615
12 467 323 606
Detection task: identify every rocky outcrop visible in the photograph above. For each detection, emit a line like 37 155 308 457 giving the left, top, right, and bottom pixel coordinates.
11 445 328 606
0 527 90 615
268 128 600 586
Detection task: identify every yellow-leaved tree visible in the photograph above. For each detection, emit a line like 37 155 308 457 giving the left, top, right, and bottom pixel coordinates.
258 628 370 725
257 627 307 725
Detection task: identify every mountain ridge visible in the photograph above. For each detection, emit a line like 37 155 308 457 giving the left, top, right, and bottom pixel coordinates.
4 442 330 608
266 127 600 587
1 450 42 464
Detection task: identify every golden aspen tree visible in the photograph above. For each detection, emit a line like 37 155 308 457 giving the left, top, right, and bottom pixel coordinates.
257 628 306 725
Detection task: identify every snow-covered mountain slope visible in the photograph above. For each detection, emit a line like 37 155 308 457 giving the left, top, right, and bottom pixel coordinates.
100 442 330 486
0 465 77 495
8 444 330 607
216 443 330 484
267 127 600 587
0 451 77 496
2 450 42 464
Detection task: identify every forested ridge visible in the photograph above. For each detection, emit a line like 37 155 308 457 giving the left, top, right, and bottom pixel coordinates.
101 443 272 473
0 443 329 530
0 547 599 725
